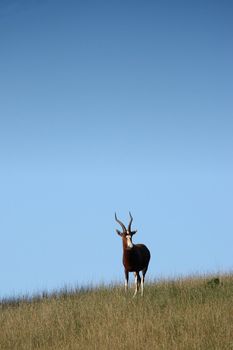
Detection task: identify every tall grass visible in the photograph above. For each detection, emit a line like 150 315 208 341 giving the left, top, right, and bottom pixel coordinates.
0 274 233 350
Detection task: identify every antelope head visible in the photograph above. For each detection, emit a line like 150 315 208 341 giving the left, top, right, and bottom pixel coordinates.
115 212 137 249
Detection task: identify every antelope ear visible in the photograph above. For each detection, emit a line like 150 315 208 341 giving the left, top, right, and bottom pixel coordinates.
131 230 137 235
116 229 123 237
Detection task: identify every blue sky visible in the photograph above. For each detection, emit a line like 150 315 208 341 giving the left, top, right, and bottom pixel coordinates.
0 0 233 297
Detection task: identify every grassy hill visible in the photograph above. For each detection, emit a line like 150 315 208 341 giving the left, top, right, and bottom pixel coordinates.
0 274 232 350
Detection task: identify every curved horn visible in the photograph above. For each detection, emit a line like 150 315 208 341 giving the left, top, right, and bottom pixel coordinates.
115 213 126 232
128 211 133 232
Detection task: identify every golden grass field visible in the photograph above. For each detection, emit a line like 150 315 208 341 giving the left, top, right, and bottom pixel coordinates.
0 274 232 350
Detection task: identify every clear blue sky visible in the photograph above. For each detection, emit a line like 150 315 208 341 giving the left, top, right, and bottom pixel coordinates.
0 0 233 297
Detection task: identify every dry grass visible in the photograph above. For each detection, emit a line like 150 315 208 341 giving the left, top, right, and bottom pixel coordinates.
0 274 233 350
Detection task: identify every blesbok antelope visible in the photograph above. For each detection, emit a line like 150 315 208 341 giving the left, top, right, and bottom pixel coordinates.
115 212 150 297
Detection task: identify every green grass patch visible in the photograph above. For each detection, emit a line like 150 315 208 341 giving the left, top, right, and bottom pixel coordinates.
1 274 233 349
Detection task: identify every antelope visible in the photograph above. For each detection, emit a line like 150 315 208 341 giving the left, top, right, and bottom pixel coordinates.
115 212 151 297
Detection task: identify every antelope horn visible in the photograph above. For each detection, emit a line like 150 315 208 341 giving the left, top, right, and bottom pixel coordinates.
115 213 126 232
128 211 133 232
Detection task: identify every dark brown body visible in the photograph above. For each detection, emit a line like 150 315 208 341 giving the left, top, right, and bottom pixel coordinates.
123 244 150 272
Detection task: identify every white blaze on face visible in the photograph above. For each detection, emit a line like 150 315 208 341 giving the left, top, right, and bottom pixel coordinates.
126 233 133 248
